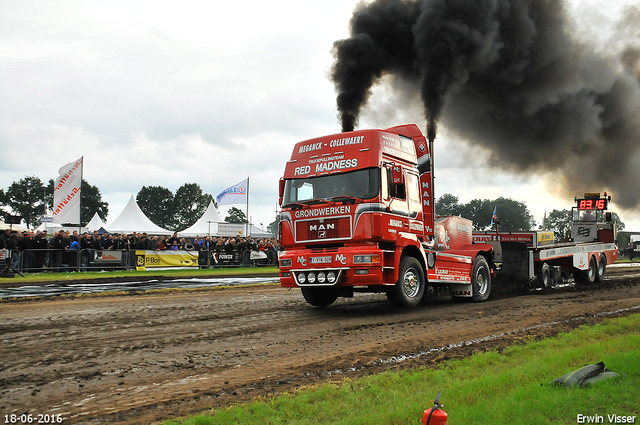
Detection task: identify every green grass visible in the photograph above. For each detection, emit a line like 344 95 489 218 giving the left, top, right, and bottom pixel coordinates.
164 314 640 425
0 266 279 284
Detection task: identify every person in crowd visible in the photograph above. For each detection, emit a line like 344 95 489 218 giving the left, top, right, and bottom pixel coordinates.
33 231 47 272
170 240 180 250
50 231 65 271
199 236 212 266
135 235 147 250
192 236 202 250
129 232 139 249
80 232 92 271
100 232 112 250
156 236 165 250
148 236 159 250
91 233 102 250
182 238 194 250
9 232 20 269
17 231 34 271
168 232 179 248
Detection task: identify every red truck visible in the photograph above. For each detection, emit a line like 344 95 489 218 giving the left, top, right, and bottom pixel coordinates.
277 124 495 307
277 125 619 308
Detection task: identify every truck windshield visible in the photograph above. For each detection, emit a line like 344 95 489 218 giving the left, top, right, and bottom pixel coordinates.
283 168 380 206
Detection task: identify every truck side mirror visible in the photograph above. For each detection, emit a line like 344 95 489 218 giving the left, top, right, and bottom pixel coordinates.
278 178 285 206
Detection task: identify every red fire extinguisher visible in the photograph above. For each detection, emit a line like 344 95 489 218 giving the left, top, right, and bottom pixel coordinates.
422 391 448 425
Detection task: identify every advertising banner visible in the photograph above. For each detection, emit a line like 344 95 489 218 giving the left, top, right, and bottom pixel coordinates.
135 250 199 270
93 250 123 263
53 157 83 224
218 223 246 237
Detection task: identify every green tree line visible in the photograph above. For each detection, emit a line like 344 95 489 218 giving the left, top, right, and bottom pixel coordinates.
0 177 251 232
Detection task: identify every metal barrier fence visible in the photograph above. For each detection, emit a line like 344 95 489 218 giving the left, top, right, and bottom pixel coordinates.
0 248 279 274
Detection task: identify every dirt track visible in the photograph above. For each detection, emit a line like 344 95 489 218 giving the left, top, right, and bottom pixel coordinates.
1 266 640 424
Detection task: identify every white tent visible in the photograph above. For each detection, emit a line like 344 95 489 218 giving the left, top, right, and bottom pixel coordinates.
86 212 106 232
178 200 225 237
0 219 29 233
248 224 274 239
106 195 173 235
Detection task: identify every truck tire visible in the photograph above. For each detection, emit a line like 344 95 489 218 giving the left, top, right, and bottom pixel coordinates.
471 255 491 302
387 256 425 308
537 263 551 289
575 256 597 284
595 254 607 283
301 287 339 307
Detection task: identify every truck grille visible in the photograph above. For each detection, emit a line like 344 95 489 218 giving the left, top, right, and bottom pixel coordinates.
295 216 352 242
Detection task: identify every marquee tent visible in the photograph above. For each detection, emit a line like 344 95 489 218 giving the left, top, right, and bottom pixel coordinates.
178 200 225 237
106 195 173 235
86 212 106 232
248 224 274 238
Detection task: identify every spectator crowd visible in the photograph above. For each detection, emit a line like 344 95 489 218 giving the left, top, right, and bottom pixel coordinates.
0 229 280 272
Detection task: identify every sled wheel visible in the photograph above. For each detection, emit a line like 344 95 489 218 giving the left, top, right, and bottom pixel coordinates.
595 254 607 283
575 256 597 284
537 263 551 289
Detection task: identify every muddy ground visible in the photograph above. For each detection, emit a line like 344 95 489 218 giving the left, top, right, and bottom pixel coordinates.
1 265 639 424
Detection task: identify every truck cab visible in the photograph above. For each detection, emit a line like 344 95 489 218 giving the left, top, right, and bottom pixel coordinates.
278 125 494 308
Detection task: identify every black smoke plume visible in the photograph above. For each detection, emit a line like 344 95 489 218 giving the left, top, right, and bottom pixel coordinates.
332 0 640 210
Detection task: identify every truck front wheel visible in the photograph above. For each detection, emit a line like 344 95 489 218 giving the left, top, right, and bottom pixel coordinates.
387 256 425 308
472 255 491 302
301 287 339 307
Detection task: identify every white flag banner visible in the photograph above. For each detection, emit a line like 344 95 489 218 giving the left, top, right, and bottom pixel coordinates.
216 178 248 206
53 157 83 223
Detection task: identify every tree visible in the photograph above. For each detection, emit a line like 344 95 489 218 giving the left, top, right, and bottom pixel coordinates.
435 193 534 231
435 193 462 216
4 176 46 228
267 215 279 236
491 197 535 231
460 199 493 231
173 183 213 231
225 207 248 224
543 209 572 239
46 179 109 226
137 186 177 230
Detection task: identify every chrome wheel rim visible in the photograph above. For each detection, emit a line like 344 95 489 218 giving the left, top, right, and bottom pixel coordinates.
402 268 420 298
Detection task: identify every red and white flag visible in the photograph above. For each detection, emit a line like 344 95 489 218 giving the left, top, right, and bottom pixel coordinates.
53 157 83 224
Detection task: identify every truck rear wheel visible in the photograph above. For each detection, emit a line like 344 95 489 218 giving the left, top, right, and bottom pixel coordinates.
536 263 551 289
387 256 425 308
575 256 597 284
301 287 339 307
472 255 491 302
595 254 607 283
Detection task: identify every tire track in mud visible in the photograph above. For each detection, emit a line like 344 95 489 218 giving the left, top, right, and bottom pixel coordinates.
1 268 639 424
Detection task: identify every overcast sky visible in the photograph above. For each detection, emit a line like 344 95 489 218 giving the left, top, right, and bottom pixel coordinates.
1 0 639 232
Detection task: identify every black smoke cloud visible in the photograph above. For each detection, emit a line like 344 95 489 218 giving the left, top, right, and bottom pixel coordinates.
331 0 640 210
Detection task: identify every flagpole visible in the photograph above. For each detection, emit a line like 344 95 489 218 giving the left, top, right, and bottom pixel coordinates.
79 156 84 233
246 177 250 237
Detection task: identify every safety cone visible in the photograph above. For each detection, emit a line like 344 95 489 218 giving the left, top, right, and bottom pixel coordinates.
422 391 448 425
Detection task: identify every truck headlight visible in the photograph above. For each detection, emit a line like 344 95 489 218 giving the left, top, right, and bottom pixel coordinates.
353 255 380 264
327 271 336 283
307 272 316 283
280 259 292 267
297 273 306 284
317 272 326 283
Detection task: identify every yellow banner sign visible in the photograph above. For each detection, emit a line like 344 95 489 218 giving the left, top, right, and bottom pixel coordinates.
135 250 199 270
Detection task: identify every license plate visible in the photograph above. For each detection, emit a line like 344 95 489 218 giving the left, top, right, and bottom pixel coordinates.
310 256 332 264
